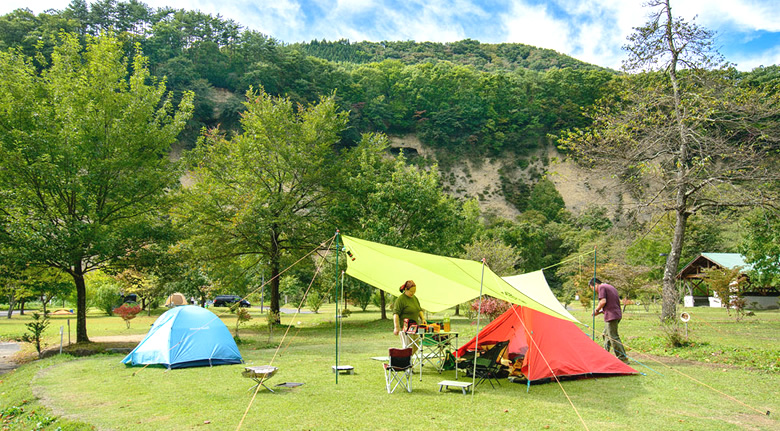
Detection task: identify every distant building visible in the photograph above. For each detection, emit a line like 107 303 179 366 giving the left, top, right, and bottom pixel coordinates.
677 253 779 310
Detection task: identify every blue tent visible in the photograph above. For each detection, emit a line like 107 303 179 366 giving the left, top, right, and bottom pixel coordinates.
122 305 242 369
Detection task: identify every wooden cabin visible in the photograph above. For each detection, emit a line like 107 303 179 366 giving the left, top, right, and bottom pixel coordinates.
676 253 778 309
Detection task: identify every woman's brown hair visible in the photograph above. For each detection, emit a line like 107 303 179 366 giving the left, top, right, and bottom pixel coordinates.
399 280 415 293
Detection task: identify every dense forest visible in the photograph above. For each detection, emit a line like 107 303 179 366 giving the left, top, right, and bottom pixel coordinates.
1 1 778 340
0 1 616 156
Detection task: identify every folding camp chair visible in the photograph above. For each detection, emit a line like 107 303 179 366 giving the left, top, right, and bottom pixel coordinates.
419 333 453 372
472 340 510 389
383 348 413 393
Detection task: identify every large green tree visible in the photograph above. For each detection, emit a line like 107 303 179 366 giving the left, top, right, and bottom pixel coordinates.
0 33 193 341
560 0 780 321
180 88 348 323
333 133 480 318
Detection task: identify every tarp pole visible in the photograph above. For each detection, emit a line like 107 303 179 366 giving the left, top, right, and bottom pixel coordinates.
592 246 597 340
471 258 486 397
335 230 340 384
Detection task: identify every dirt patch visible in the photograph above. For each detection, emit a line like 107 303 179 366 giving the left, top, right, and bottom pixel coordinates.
22 335 145 362
90 334 145 343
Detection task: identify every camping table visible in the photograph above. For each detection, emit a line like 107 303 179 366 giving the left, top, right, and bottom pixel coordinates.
408 331 458 381
243 366 278 393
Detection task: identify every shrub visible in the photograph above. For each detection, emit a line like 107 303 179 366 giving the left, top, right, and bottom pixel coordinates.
113 303 142 328
234 307 252 340
280 275 304 305
21 312 50 359
306 292 323 313
660 320 692 348
470 296 511 321
94 283 121 316
371 290 392 311
351 285 373 311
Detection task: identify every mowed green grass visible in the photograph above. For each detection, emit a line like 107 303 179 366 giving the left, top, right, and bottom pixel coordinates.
1 304 778 430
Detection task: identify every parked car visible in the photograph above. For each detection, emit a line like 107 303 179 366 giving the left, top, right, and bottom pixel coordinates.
121 294 138 304
213 295 251 307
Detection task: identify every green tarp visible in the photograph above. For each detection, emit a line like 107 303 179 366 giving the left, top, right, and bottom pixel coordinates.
341 235 577 322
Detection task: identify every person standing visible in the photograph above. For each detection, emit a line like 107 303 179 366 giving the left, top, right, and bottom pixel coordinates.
393 280 426 354
590 277 629 363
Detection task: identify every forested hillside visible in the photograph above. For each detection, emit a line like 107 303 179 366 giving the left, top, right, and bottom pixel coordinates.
0 1 625 214
295 38 606 72
0 4 616 156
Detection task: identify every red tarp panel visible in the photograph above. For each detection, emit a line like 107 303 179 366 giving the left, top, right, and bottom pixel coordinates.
457 305 637 382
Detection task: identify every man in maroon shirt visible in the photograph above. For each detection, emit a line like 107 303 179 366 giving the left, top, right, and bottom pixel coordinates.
590 277 629 363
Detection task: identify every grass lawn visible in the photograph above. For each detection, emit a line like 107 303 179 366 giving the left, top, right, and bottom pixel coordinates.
0 304 778 430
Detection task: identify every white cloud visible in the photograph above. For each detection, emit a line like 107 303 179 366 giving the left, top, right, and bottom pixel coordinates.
729 44 780 70
177 0 305 38
502 2 573 54
675 0 780 32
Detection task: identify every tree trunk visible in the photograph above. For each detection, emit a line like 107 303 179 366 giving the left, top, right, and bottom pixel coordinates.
269 230 281 324
71 263 90 343
661 208 688 321
270 258 280 324
6 295 14 319
455 304 460 316
380 293 387 320
660 0 689 323
40 295 48 315
19 299 25 315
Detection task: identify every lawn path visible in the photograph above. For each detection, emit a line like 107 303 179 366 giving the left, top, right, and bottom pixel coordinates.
0 341 20 374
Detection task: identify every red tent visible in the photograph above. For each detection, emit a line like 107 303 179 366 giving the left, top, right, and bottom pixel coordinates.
457 305 637 383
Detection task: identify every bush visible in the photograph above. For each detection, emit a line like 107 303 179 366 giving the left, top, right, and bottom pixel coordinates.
95 284 121 316
234 307 252 340
470 296 511 321
280 275 304 306
306 292 323 313
21 312 50 359
371 290 392 311
660 320 692 348
352 285 373 311
113 303 142 328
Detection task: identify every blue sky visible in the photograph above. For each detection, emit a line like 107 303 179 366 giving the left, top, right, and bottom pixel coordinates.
3 0 779 71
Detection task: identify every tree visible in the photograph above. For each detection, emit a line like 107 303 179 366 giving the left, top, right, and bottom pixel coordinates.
527 178 566 222
181 88 348 323
560 0 780 321
461 237 518 276
740 208 780 286
114 268 162 311
702 266 745 319
333 134 480 317
0 33 193 342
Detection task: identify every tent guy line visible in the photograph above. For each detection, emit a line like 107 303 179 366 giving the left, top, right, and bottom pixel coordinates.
601 332 771 417
508 305 590 431
236 234 337 431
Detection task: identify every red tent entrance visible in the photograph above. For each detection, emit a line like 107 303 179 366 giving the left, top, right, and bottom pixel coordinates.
457 305 637 383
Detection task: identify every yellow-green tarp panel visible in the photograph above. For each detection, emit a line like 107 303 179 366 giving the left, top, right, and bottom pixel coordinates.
341 236 577 322
502 271 578 322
